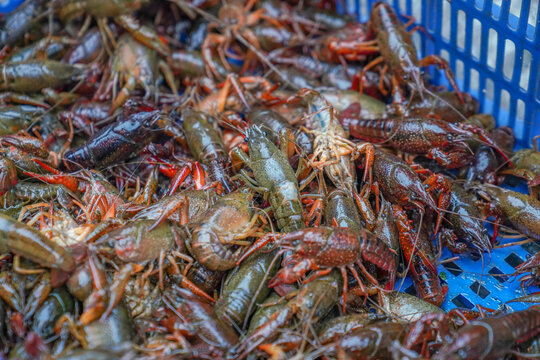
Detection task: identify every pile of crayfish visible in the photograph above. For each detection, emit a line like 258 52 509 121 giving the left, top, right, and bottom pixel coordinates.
0 0 539 358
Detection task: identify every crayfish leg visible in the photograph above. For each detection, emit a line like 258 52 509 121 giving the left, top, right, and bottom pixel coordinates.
22 170 79 193
358 56 384 94
167 166 191 196
236 232 277 265
353 191 376 231
338 267 351 314
177 275 216 304
13 255 45 275
418 55 464 104
111 76 137 113
422 173 451 236
392 205 437 274
101 263 143 320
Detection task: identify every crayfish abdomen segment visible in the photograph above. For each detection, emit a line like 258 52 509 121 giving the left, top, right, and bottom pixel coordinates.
312 228 361 267
270 181 305 233
292 227 395 271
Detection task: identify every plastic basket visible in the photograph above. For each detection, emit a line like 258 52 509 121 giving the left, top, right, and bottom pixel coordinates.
2 0 538 313
339 0 540 312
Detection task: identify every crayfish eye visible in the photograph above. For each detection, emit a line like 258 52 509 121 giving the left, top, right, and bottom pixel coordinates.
446 134 454 142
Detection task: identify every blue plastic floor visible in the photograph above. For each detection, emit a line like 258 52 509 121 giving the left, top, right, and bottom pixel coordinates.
397 216 540 312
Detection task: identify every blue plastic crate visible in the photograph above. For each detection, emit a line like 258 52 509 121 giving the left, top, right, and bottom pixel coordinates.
340 0 540 312
1 0 538 313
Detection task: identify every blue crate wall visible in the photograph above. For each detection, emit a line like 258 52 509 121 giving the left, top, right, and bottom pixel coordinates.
0 0 24 14
340 0 539 148
339 0 540 312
